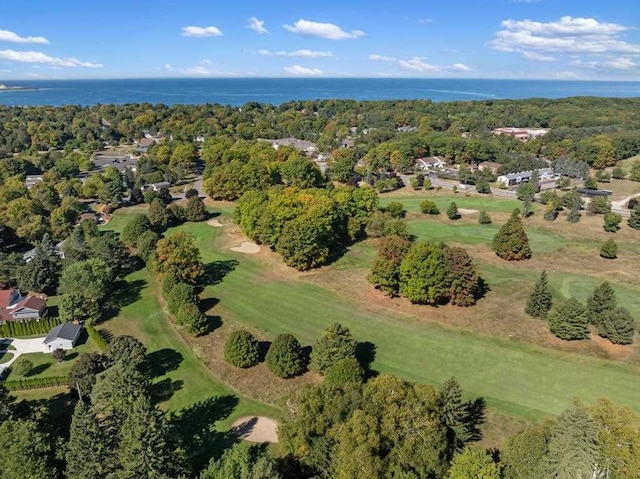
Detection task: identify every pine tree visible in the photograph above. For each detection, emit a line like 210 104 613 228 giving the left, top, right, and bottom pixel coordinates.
478 210 492 224
443 246 481 306
17 244 62 294
598 307 635 345
628 204 640 230
548 298 590 340
117 397 182 479
586 282 617 326
309 323 358 374
440 377 471 454
66 401 113 479
447 202 460 220
525 270 553 318
492 209 532 261
147 198 169 229
543 202 559 221
546 402 598 478
600 238 618 259
567 203 581 223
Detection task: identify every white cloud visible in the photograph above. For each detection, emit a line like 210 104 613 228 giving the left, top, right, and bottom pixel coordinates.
259 49 333 58
0 49 102 68
521 51 555 62
247 17 268 34
166 59 237 77
571 57 637 71
489 16 640 55
283 65 323 76
164 63 172 70
418 18 433 24
369 54 396 62
181 26 223 37
398 57 442 72
283 19 364 40
0 29 49 44
451 63 472 71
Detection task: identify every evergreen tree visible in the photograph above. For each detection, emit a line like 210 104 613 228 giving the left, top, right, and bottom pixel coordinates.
0 419 58 479
266 333 306 378
603 212 622 232
567 203 581 223
501 422 551 479
543 202 559 221
224 330 260 368
525 270 553 318
597 307 635 345
586 282 617 326
440 377 471 454
548 298 590 340
492 209 532 261
600 238 618 259
447 446 500 479
478 210 492 224
184 195 208 222
147 198 170 229
200 443 281 479
628 204 640 230
117 397 182 479
66 401 112 479
546 402 598 478
447 202 460 220
443 246 481 306
309 323 358 374
17 244 61 294
121 214 152 247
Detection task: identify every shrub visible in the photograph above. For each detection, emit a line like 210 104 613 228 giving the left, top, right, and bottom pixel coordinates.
385 201 406 219
586 197 611 215
166 282 198 315
447 202 460 220
265 334 305 378
52 348 66 362
600 239 618 259
365 211 408 238
325 357 365 386
543 204 559 221
612 167 627 179
224 330 260 368
11 357 34 377
420 200 440 215
175 302 208 336
184 188 199 199
309 323 357 374
548 298 589 341
566 205 581 223
595 170 611 183
628 204 640 230
583 176 598 189
478 210 492 224
603 212 622 232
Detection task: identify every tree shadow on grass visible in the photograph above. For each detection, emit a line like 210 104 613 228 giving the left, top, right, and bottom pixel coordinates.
200 315 222 335
147 348 184 378
170 395 239 473
356 341 377 374
257 341 271 363
202 260 239 287
13 391 75 437
150 378 184 404
465 397 487 442
103 279 147 321
475 278 491 303
27 362 51 377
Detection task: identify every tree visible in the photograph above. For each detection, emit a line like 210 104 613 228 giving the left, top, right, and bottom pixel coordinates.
276 215 332 271
612 167 627 179
475 177 491 194
399 242 448 305
586 196 611 215
309 323 357 374
52 348 65 362
121 214 152 247
546 402 598 478
548 298 590 340
184 195 208 222
105 335 148 371
420 200 440 215
543 202 559 221
325 357 365 386
584 176 598 189
598 307 635 345
516 182 536 202
89 231 132 280
66 401 112 479
154 231 204 285
224 330 260 368
60 291 101 324
628 204 640 230
440 377 472 453
166 282 198 315
478 210 492 224
147 198 170 229
600 238 618 259
447 202 460 220
200 443 281 479
136 230 160 264
0 419 58 479
17 244 61 294
567 203 581 223
385 201 406 219
58 258 111 302
525 270 553 318
501 422 551 479
603 212 622 232
367 235 412 296
447 446 500 479
175 302 208 336
170 142 197 171
492 210 531 261
117 396 182 479
444 246 481 306
68 352 108 397
586 282 617 326
266 333 306 378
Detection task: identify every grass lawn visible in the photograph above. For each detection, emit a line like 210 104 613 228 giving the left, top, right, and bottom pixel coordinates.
0 351 14 364
380 191 523 214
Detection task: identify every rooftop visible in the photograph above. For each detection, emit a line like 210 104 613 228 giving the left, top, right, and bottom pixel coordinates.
45 322 82 343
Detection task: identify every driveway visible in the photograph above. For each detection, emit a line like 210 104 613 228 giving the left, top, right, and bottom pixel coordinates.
0 336 48 375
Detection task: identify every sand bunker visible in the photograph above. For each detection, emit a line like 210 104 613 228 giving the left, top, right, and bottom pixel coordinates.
207 218 223 227
230 241 261 254
458 208 478 215
231 416 278 443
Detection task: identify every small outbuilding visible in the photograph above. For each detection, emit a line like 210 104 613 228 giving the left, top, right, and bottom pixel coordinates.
44 322 82 351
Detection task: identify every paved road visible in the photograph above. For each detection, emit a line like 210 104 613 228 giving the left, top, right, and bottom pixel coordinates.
173 174 204 200
0 337 49 375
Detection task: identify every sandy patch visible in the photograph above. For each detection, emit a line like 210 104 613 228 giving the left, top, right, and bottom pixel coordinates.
230 241 260 254
231 416 278 443
207 218 223 227
458 208 479 215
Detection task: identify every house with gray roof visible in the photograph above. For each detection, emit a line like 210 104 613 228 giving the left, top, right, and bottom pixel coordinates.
44 323 82 350
497 168 556 187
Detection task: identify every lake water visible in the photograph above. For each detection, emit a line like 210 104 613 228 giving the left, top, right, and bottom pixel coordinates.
0 78 639 107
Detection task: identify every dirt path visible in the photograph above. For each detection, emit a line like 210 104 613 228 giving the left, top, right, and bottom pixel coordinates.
231 416 279 443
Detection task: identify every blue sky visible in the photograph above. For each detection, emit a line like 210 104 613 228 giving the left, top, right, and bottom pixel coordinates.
1 0 639 80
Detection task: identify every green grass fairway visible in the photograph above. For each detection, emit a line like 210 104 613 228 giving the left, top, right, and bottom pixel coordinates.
380 193 523 214
169 218 640 422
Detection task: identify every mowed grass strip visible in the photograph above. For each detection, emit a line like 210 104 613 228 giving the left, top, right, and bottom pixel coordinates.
175 220 640 422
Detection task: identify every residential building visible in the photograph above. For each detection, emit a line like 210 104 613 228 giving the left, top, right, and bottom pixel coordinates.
0 288 48 323
44 322 82 350
24 175 44 189
497 168 556 187
142 181 171 192
416 156 447 170
477 161 501 174
493 127 549 142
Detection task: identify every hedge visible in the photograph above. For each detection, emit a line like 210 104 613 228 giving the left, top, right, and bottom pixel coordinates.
86 324 109 350
2 375 67 391
0 317 63 338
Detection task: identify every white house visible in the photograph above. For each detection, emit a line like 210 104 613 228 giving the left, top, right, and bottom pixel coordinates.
44 323 82 351
416 156 447 170
497 168 556 187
